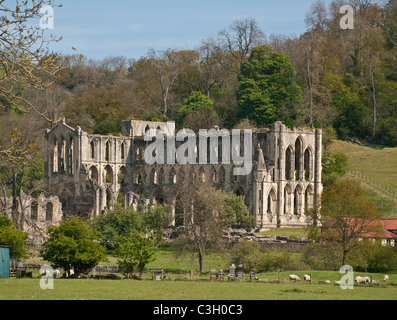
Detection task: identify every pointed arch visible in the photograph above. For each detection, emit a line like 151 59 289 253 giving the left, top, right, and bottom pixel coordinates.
285 145 294 180
284 183 292 216
267 188 277 215
294 184 303 215
105 140 110 162
118 166 128 185
121 142 126 160
89 166 99 182
90 140 96 159
305 185 314 211
304 147 313 181
295 136 304 180
104 165 114 184
53 137 58 173
68 137 74 175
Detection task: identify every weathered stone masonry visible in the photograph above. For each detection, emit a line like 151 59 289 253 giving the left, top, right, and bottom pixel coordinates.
44 119 322 229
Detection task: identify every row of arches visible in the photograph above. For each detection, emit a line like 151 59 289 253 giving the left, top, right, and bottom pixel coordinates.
90 140 128 162
285 137 313 182
52 136 74 175
30 202 55 222
266 184 314 218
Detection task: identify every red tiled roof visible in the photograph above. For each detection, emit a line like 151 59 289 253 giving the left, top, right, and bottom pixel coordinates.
383 219 397 231
322 217 397 239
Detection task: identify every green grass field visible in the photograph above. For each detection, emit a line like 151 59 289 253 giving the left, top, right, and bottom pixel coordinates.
1 272 396 300
328 140 397 217
9 243 397 300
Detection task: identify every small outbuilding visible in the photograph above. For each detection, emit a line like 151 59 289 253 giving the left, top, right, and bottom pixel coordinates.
0 246 10 278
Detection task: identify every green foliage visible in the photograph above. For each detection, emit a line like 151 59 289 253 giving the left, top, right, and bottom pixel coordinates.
90 206 144 249
236 45 302 127
321 151 347 187
114 232 156 277
40 217 106 276
176 91 217 128
91 205 168 249
229 240 301 273
0 216 28 260
224 193 255 228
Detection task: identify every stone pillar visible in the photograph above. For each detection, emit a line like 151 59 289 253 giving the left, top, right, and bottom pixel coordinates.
277 124 286 228
314 129 322 208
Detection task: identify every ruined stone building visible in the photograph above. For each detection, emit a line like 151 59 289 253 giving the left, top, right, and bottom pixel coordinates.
44 119 322 229
0 192 63 246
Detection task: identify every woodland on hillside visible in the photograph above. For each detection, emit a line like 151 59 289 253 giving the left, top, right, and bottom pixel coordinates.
1 0 397 154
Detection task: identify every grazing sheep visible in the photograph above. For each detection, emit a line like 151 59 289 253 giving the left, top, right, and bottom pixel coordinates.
289 275 300 281
54 269 60 278
355 276 364 284
384 275 389 282
318 280 331 284
372 280 380 286
304 275 311 282
363 276 371 284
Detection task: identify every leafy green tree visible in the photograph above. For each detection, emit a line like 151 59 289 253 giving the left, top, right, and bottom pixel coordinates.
41 217 106 277
320 178 383 267
236 45 302 127
114 232 156 278
0 216 28 260
91 205 168 249
224 193 255 228
321 151 347 187
174 183 251 272
176 91 219 129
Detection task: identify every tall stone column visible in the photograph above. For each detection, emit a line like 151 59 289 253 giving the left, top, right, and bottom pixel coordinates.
277 124 286 228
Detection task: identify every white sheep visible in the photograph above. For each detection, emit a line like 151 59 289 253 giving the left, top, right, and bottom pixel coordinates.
303 275 311 281
289 274 300 281
355 276 364 284
54 269 60 278
318 280 331 284
384 275 389 282
372 280 380 286
363 276 371 284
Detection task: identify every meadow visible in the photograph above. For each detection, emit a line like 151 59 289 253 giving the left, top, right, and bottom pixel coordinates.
4 242 397 300
1 271 396 300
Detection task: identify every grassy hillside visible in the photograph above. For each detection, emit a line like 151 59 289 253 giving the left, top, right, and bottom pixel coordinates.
328 140 397 218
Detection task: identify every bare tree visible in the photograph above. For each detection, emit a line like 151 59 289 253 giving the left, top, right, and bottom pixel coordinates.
0 0 63 122
218 18 266 73
147 48 194 115
173 183 239 272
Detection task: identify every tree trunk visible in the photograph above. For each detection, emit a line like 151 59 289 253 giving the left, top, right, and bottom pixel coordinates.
370 68 377 139
198 248 205 273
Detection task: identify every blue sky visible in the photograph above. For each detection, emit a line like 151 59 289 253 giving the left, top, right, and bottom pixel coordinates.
46 0 333 60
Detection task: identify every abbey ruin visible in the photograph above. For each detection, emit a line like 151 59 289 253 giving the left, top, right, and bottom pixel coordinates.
44 119 323 229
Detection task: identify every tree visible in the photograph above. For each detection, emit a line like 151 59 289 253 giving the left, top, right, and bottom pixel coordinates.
0 129 39 229
176 91 220 130
320 178 383 267
147 49 196 115
114 232 156 278
0 0 62 122
40 217 106 277
0 216 28 260
174 183 250 272
236 45 302 127
218 18 266 74
91 205 168 249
